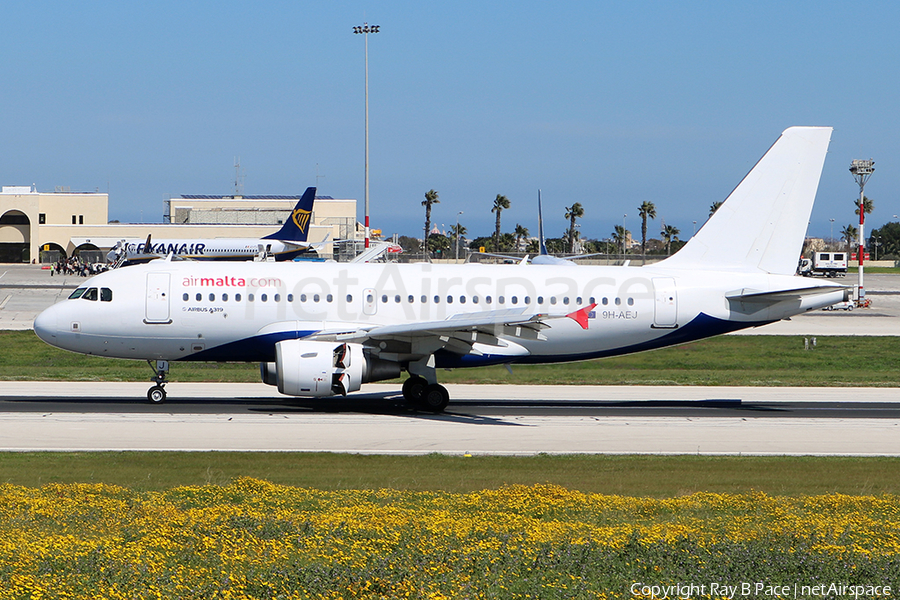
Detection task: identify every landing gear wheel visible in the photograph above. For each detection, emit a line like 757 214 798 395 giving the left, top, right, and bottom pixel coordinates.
147 360 170 404
421 383 450 413
147 385 167 404
402 376 428 404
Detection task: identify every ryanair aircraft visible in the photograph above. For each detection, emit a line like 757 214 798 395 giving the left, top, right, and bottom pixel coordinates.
37 128 847 411
107 187 321 264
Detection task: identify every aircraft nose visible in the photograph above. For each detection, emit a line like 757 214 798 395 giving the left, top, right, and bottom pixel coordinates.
33 305 58 345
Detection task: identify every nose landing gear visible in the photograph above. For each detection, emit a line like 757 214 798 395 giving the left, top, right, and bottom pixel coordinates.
147 360 169 404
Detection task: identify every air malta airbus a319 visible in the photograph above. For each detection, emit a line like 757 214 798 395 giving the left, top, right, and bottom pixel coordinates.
106 187 321 264
35 127 848 411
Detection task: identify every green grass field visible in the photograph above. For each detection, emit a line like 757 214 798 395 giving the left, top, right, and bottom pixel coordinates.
4 330 900 386
1 452 899 496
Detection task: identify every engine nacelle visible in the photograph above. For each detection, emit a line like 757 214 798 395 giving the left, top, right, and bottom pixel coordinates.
261 340 401 397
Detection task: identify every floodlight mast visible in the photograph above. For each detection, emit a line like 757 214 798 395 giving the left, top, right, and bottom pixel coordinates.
850 159 874 307
353 23 380 248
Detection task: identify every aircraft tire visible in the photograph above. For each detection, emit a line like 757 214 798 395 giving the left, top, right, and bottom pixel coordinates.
147 385 167 404
402 376 428 403
421 383 450 413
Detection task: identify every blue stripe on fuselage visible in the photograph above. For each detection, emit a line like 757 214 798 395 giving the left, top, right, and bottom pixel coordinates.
434 313 774 368
180 330 319 362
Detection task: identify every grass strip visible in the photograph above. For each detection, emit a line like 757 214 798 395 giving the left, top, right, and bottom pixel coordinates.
4 330 900 386
1 452 899 496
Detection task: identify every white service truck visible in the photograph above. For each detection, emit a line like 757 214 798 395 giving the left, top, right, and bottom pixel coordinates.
798 252 848 278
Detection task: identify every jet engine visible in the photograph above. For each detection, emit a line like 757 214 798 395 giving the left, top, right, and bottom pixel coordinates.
261 340 399 397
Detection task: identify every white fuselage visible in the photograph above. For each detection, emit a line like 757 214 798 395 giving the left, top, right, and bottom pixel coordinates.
115 238 308 262
34 259 845 367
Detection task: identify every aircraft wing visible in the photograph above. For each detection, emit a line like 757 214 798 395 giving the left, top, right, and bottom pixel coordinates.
307 305 595 359
363 307 552 340
306 308 556 359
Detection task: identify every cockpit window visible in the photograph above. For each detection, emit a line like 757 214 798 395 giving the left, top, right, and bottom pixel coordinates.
82 288 98 301
100 288 112 302
68 288 87 299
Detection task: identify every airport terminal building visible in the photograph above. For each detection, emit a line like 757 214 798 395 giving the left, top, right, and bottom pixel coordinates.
0 185 358 263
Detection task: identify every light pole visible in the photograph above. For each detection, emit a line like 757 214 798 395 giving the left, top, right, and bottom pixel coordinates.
353 22 380 248
622 214 627 258
829 218 835 250
692 221 697 238
455 211 463 262
850 159 874 307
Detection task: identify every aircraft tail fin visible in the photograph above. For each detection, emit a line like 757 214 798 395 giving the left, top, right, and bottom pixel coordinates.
263 187 316 242
537 189 549 256
658 127 832 275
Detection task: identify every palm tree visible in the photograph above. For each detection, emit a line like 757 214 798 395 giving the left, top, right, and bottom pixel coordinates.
661 224 680 256
709 201 723 218
422 189 439 254
854 195 874 217
491 194 510 250
564 203 584 253
638 201 656 257
449 223 467 259
612 224 630 256
514 223 529 252
841 224 858 257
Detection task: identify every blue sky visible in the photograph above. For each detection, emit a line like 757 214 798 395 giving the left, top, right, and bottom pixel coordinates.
2 1 898 242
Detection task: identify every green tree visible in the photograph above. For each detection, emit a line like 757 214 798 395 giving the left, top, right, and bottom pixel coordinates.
514 223 529 252
491 194 511 251
564 203 584 253
709 201 723 218
545 237 566 254
869 222 900 260
397 235 421 254
841 224 858 257
449 223 467 259
638 201 656 257
612 224 630 255
422 189 440 254
661 224 680 256
426 233 451 256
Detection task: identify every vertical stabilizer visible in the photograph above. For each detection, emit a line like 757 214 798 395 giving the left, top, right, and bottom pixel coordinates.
659 127 832 274
264 187 316 242
538 189 549 256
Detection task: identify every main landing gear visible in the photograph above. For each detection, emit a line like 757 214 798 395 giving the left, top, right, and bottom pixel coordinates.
147 360 169 404
402 375 450 413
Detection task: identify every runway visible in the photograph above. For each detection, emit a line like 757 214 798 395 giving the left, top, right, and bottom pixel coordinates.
1 382 898 455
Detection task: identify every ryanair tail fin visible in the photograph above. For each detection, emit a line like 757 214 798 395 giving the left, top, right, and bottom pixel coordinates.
264 187 316 242
658 127 832 275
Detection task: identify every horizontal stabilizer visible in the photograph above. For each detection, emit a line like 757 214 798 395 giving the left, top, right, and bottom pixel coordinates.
726 285 851 304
